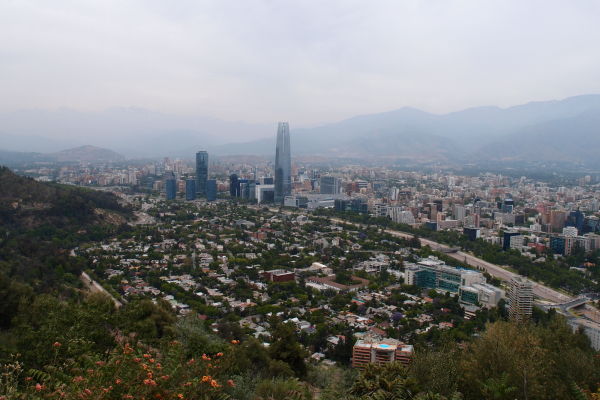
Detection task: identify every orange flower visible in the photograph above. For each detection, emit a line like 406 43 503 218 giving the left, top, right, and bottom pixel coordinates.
187 358 195 365
231 339 240 344
84 388 93 395
133 357 142 363
95 361 105 366
177 394 184 399
35 383 43 391
227 379 235 387
210 379 220 388
72 376 85 383
201 375 211 383
115 379 123 385
143 378 157 386
201 354 211 361
143 354 151 358
53 341 62 348
216 352 223 357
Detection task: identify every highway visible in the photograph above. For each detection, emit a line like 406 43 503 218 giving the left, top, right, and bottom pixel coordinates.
329 217 573 303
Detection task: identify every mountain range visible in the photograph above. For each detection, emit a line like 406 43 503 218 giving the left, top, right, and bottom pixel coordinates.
1 94 599 164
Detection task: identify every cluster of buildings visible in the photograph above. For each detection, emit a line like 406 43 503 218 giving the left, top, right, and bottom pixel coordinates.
405 256 503 308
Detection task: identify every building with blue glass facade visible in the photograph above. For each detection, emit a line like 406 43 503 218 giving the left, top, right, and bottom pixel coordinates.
274 122 291 203
206 179 217 202
185 179 196 201
196 151 208 197
165 173 177 200
405 256 502 307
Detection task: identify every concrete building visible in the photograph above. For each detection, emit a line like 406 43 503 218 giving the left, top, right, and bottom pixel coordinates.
352 338 413 369
262 269 295 282
509 276 533 321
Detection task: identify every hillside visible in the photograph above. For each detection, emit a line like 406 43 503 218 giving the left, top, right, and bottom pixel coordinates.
478 110 600 164
51 145 125 162
0 166 128 230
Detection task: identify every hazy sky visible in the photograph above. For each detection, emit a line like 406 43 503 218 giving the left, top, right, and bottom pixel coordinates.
1 0 600 126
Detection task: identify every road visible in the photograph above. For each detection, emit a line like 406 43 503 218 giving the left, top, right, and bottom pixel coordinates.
80 271 123 308
329 217 573 303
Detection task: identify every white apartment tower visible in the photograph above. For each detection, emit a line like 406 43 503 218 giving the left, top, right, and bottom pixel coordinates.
509 276 533 321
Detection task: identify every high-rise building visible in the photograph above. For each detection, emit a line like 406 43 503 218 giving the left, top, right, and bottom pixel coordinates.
165 173 177 200
229 174 239 197
503 231 521 251
509 277 533 321
206 179 217 202
320 176 341 194
196 151 209 196
274 122 291 203
185 179 196 201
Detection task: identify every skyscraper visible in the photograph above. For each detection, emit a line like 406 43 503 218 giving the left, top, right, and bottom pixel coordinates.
185 179 196 201
206 179 217 202
509 276 533 321
196 151 208 196
274 122 291 203
165 172 177 200
229 174 239 197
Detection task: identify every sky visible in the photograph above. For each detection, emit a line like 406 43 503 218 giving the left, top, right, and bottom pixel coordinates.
1 0 600 127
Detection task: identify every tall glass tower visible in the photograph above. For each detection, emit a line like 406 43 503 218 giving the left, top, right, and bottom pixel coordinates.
196 151 208 196
274 122 291 203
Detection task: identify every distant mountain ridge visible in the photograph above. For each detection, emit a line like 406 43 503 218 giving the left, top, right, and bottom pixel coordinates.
51 145 124 162
214 94 600 163
0 145 124 165
0 94 599 163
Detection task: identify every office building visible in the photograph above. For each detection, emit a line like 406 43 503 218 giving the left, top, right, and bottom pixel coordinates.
508 277 533 321
274 122 292 203
352 337 413 369
206 179 217 202
567 210 585 234
229 174 239 197
388 207 415 224
334 198 368 213
503 231 521 251
256 184 275 204
185 179 196 201
463 227 481 241
405 256 502 308
165 173 177 200
196 151 209 196
320 176 341 194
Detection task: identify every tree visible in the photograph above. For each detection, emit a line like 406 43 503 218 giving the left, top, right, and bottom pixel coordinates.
349 362 418 400
268 322 307 378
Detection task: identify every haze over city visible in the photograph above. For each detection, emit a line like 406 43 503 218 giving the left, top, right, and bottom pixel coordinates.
4 2 600 399
2 1 600 129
